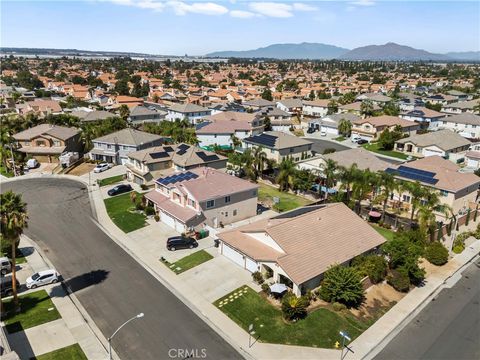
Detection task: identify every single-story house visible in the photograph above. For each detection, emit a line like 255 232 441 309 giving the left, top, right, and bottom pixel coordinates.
276 98 303 115
351 115 420 142
302 99 330 118
217 203 386 296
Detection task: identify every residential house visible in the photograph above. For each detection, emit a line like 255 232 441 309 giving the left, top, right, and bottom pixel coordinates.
394 129 471 163
385 156 480 217
208 102 246 115
196 112 264 148
71 110 114 123
400 107 445 129
276 98 303 116
339 101 381 116
128 105 166 124
242 98 275 111
308 113 361 136
145 167 258 231
356 93 392 105
351 115 420 142
302 99 330 118
437 114 480 139
166 103 211 123
464 151 480 170
242 131 313 162
89 128 163 165
108 96 144 108
125 143 227 185
442 99 480 115
217 203 386 296
12 124 82 163
15 99 62 117
256 107 292 132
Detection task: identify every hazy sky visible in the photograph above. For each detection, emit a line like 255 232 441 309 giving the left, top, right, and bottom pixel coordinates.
1 1 479 55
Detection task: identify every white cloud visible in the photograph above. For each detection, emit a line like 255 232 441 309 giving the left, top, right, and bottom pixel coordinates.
248 2 293 18
230 10 258 19
293 3 318 12
350 0 375 6
167 1 228 15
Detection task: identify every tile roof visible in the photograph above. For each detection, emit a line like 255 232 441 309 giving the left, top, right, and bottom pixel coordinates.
13 124 80 141
354 115 418 128
93 128 163 146
396 129 470 151
322 148 390 172
442 113 480 126
243 131 312 150
168 103 208 113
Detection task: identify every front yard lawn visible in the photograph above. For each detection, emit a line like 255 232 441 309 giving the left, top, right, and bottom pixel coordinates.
333 136 346 142
258 183 311 213
161 250 213 274
0 165 14 178
32 344 87 360
371 224 396 241
104 192 147 233
215 286 364 348
2 290 61 333
362 143 409 160
98 174 124 187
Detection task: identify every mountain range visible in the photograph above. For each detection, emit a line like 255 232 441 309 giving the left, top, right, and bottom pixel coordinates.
207 42 479 61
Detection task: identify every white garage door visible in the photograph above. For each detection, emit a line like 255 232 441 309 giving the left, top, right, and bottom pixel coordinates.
423 149 443 157
175 221 185 233
222 244 244 268
467 158 479 168
245 257 259 273
161 211 176 229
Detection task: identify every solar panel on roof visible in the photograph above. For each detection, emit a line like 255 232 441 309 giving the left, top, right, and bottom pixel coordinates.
247 133 277 148
178 144 190 150
386 166 438 185
150 152 169 159
398 166 436 178
196 152 219 162
156 171 198 185
164 146 174 152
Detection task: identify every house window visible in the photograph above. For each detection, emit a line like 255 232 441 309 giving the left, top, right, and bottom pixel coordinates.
225 196 231 203
53 140 61 146
440 190 449 197
35 140 46 147
206 200 215 209
289 148 294 153
233 209 237 216
24 141 29 146
225 211 228 217
402 194 411 202
189 199 196 207
107 144 112 149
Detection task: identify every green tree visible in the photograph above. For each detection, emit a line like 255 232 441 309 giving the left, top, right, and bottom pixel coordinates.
425 241 449 266
352 255 388 284
360 100 375 117
402 181 426 225
327 100 338 115
320 158 338 202
378 172 398 221
281 292 309 320
115 79 130 95
339 163 359 203
119 105 130 121
337 118 352 137
319 265 364 308
261 89 273 101
276 158 297 191
1 191 28 311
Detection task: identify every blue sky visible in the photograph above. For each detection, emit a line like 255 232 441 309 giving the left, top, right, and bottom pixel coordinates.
1 1 479 55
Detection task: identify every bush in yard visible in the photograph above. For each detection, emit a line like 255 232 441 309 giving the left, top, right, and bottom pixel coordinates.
352 255 388 284
387 269 410 292
332 302 347 312
154 214 160 222
319 265 364 308
425 241 449 266
281 292 309 321
144 206 155 216
261 283 271 295
140 184 149 190
252 271 264 284
135 202 144 211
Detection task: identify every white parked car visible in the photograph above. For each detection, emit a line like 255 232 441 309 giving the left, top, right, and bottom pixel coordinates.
351 136 361 143
93 162 111 173
320 130 327 137
27 158 39 169
26 269 60 289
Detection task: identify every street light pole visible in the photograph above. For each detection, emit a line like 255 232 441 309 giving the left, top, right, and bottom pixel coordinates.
339 331 351 360
108 312 144 360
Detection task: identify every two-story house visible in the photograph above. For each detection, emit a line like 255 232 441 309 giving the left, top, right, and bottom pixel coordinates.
276 98 303 115
145 167 258 232
12 124 82 163
125 143 227 185
400 107 446 129
89 128 164 165
351 115 420 142
441 99 480 115
437 114 480 139
242 131 313 163
394 129 471 163
196 111 264 148
166 103 211 123
302 99 330 118
128 105 166 124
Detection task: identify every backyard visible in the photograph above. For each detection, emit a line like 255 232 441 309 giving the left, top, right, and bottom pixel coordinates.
258 183 312 213
371 224 396 241
161 250 213 274
2 290 61 333
362 143 409 160
104 191 147 233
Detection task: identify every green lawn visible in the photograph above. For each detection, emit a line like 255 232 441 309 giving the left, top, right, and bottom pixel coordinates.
104 192 147 233
161 250 213 274
333 136 346 142
98 174 124 187
258 183 311 213
362 143 409 160
2 290 61 333
215 286 365 348
0 165 14 178
32 344 87 360
371 224 396 241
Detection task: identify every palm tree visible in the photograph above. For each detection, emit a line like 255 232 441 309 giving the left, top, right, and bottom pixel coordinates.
0 191 28 311
378 172 398 221
403 181 426 225
360 100 375 117
339 163 359 203
276 158 297 192
337 119 352 137
230 135 242 149
320 159 337 202
351 169 372 214
252 146 267 180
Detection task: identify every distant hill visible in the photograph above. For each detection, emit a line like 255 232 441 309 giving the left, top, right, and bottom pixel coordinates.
206 42 350 60
339 42 450 61
445 51 480 61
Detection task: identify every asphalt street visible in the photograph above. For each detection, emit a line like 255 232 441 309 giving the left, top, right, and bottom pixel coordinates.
3 178 242 360
375 259 480 360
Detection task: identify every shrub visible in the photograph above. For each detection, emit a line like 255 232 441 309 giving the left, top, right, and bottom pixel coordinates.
319 265 364 308
387 269 410 292
332 302 347 312
154 214 160 222
452 243 465 254
261 283 271 295
281 293 309 321
252 271 264 284
144 206 155 216
425 242 449 266
305 289 317 302
140 184 149 190
352 255 387 284
135 202 145 211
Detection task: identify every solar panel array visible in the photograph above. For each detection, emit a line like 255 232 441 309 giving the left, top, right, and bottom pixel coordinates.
150 152 170 159
386 166 438 185
245 133 277 148
196 152 219 162
176 144 190 155
164 146 174 152
157 171 198 185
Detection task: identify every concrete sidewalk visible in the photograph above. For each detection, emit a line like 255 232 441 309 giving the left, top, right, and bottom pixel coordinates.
8 236 111 360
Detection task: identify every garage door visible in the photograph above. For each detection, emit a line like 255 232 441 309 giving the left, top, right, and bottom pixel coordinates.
467 159 479 168
423 149 442 157
175 221 185 233
133 175 143 185
222 243 244 268
161 211 176 229
245 257 259 273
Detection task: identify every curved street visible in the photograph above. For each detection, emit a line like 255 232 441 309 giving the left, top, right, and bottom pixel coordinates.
2 177 242 360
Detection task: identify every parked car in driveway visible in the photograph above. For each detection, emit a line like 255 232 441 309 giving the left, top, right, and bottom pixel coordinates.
26 269 59 289
27 158 40 169
167 236 198 251
1 276 20 297
1 256 12 275
356 139 369 145
107 184 133 196
306 127 316 134
93 162 112 173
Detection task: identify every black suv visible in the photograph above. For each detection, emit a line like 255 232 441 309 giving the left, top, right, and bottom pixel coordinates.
166 236 198 251
1 276 20 297
107 184 133 196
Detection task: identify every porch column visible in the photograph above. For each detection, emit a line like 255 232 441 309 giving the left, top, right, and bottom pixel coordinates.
293 283 301 297
273 270 280 283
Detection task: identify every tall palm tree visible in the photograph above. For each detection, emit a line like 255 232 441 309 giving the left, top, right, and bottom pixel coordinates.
0 191 28 311
378 172 398 221
320 159 337 202
403 181 426 225
252 146 267 180
339 163 359 203
351 169 372 214
276 158 296 192
337 119 352 137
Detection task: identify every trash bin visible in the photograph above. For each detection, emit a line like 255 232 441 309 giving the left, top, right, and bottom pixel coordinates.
214 239 220 248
